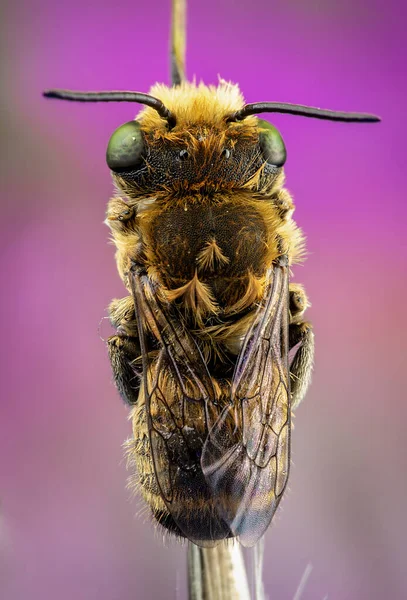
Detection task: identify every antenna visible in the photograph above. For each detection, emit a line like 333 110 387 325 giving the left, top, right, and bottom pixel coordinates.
42 89 176 127
229 102 380 123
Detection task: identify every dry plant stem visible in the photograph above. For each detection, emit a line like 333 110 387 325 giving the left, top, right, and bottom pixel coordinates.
187 541 251 600
252 537 266 600
171 0 186 85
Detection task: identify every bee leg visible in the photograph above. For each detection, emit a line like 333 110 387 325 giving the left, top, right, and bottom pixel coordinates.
105 196 135 232
288 283 314 410
109 295 138 336
107 296 141 405
107 335 141 405
289 283 309 323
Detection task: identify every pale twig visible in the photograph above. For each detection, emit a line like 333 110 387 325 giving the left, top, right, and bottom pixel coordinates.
253 537 266 600
187 541 251 600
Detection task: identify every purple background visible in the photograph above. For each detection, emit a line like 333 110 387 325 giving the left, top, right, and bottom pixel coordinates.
1 0 406 598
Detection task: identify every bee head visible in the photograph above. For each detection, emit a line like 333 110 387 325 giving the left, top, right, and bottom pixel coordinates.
102 83 291 193
106 126 285 180
43 83 380 190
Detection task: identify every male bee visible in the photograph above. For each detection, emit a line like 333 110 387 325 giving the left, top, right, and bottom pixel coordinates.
44 0 379 547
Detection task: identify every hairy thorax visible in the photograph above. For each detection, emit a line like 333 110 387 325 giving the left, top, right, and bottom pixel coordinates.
107 188 303 370
145 194 272 317
112 190 293 314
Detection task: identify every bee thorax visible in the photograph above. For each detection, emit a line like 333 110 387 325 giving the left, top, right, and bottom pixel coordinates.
147 200 269 310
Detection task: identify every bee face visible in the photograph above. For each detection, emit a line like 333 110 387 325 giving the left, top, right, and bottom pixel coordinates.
110 126 281 193
107 83 285 195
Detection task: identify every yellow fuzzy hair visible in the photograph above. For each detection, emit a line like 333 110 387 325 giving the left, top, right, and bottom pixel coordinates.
137 80 257 130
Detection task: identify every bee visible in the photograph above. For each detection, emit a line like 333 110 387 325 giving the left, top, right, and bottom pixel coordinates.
44 0 379 547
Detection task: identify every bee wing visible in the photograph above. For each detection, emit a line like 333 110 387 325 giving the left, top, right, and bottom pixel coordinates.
129 268 230 546
201 260 291 547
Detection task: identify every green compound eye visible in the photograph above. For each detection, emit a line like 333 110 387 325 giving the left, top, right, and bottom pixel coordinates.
106 121 145 171
257 119 287 167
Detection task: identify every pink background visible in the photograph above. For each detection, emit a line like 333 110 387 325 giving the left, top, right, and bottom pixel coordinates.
1 0 406 598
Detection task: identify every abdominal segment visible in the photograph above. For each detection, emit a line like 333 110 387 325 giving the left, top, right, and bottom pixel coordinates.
126 376 234 543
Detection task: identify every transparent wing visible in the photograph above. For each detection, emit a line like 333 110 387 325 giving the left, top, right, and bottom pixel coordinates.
201 259 291 547
129 268 230 546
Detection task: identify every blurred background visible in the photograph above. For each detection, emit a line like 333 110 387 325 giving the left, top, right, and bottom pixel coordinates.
1 0 405 598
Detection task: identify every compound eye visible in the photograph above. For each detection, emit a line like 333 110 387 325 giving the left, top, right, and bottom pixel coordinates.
106 121 145 171
258 119 287 167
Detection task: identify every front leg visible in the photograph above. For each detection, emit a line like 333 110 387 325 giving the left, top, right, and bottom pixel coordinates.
289 283 315 410
107 296 141 405
105 196 142 286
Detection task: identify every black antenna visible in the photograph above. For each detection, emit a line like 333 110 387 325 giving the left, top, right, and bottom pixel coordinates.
229 102 381 123
171 0 187 86
42 89 176 127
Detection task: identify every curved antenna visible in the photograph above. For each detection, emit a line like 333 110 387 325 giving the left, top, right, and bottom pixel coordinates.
42 89 176 127
171 0 187 86
229 102 381 123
